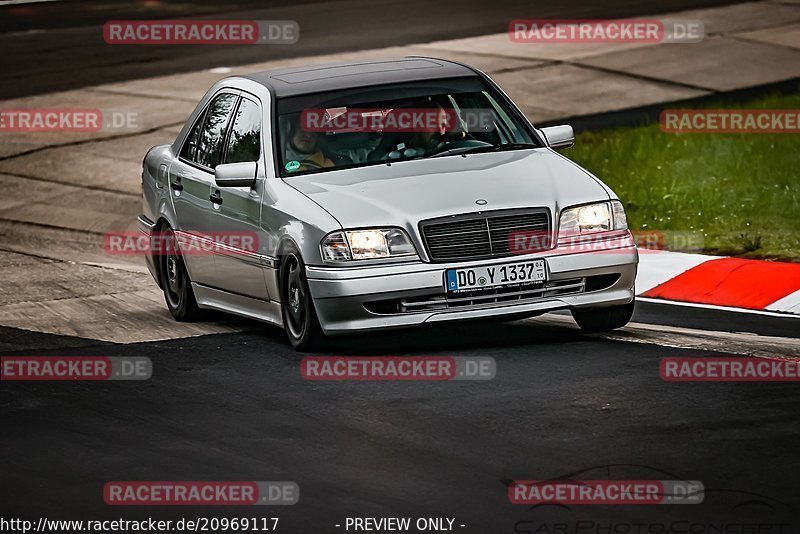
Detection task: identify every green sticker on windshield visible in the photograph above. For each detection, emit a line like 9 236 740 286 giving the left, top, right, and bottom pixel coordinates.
285 160 300 172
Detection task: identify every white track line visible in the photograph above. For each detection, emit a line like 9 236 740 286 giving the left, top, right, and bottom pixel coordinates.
766 289 800 314
636 296 800 319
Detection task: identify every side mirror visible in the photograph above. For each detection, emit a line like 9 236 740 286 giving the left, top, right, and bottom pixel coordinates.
214 161 257 188
540 125 574 149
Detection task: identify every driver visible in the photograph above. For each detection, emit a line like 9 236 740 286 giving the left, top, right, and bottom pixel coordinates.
284 117 334 172
403 102 466 157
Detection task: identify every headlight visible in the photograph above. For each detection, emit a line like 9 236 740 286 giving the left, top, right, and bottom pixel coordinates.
321 228 417 261
348 229 388 258
559 201 627 237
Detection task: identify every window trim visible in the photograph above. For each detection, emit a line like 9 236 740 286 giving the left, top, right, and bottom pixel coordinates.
220 94 263 167
178 90 240 173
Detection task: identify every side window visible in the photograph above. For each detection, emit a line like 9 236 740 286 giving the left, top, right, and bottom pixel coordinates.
180 93 238 168
180 112 205 163
224 98 261 164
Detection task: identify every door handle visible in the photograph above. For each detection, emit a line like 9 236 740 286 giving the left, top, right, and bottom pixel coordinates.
210 190 223 205
170 178 183 191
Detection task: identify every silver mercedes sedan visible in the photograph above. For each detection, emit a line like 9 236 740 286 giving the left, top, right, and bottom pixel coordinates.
138 57 638 350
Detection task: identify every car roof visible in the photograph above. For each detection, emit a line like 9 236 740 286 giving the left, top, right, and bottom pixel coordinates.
240 57 480 98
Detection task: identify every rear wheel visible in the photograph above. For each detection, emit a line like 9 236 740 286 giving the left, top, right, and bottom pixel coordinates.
572 301 634 332
159 227 203 321
280 244 325 351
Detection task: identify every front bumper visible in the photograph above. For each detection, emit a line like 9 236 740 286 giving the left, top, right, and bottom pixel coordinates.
306 233 638 335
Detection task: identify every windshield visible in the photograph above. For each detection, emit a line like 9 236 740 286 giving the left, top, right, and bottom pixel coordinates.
276 77 539 177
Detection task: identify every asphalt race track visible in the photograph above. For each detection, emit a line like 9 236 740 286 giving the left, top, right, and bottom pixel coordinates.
0 0 748 99
2 305 800 530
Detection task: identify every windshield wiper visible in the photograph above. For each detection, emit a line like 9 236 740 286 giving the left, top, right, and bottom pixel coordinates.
461 143 539 155
430 142 538 158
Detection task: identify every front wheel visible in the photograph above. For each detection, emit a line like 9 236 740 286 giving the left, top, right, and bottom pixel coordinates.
280 245 325 351
159 227 203 321
572 301 634 332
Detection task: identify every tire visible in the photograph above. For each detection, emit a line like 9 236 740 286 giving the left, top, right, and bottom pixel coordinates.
572 301 635 332
158 227 203 321
280 244 325 351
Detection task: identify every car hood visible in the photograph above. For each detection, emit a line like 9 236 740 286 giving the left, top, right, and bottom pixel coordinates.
285 148 611 229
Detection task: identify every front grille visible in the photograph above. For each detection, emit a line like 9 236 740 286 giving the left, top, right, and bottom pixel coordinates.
420 208 551 262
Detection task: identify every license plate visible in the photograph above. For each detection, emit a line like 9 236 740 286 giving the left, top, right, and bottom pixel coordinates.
445 260 546 292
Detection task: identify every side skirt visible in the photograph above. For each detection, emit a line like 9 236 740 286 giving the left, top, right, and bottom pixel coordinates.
192 283 283 327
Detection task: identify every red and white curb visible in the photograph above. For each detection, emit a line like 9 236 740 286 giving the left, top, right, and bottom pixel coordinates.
636 252 800 315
